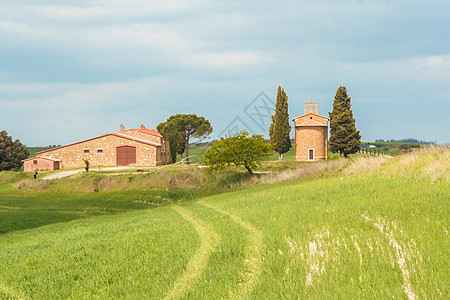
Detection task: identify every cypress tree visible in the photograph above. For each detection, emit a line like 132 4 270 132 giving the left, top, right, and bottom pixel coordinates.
269 86 292 161
329 86 361 158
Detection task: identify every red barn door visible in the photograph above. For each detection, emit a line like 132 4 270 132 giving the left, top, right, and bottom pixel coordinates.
116 146 136 166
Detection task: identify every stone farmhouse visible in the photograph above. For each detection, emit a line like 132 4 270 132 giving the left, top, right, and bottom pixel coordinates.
293 102 329 161
23 124 171 172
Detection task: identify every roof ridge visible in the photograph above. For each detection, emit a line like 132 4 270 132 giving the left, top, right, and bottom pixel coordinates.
113 132 161 146
292 113 329 120
125 128 162 137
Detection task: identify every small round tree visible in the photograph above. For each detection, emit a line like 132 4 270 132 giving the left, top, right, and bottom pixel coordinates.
202 131 273 175
0 130 29 171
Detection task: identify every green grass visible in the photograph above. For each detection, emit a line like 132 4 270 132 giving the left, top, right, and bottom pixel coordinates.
0 187 193 234
0 207 199 299
0 148 448 298
175 145 209 164
0 169 251 234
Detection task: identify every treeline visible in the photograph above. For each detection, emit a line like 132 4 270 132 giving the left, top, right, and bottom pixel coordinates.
375 138 436 145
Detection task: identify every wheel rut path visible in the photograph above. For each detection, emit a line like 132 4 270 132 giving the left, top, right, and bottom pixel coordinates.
0 282 27 300
164 206 220 300
199 201 263 299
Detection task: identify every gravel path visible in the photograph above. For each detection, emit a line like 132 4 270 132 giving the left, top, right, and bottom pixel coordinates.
41 166 131 180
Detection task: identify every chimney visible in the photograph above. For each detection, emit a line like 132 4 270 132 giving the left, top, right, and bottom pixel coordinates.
140 124 145 129
120 124 124 132
304 102 318 115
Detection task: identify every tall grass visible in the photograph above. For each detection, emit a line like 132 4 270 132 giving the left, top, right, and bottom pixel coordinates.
247 159 347 187
343 145 449 182
0 171 30 183
14 169 248 193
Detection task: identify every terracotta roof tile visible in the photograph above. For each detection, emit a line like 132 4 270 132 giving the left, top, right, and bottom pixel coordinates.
129 128 162 137
22 156 60 162
295 119 328 126
292 113 329 121
112 133 161 146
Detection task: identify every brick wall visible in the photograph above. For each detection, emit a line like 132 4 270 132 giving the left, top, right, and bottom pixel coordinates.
294 126 328 161
23 158 58 172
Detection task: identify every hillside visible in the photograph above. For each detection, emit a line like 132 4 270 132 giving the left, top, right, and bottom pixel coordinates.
26 146 52 158
0 147 448 299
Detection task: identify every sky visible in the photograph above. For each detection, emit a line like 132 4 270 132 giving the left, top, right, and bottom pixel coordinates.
0 0 449 146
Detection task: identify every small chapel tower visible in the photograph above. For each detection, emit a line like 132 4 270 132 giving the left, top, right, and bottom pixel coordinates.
292 102 329 161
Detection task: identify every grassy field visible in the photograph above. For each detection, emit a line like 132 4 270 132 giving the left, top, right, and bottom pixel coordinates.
0 169 250 234
0 147 448 298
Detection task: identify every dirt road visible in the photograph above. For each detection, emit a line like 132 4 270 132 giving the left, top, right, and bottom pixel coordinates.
41 166 131 180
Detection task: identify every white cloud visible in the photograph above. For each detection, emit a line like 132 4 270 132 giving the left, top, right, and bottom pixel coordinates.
26 5 107 21
201 51 268 68
0 1 206 22
414 55 450 70
342 54 450 84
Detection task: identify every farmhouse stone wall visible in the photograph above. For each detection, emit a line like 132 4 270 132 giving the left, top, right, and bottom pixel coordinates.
37 134 160 168
121 128 171 164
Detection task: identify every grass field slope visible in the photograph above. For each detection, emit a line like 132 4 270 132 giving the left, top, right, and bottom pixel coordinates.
0 147 448 299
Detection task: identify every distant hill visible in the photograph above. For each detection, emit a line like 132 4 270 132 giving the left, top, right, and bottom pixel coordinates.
27 146 53 158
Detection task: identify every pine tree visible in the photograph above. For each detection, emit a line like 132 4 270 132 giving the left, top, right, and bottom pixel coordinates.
157 114 212 164
329 86 361 158
269 86 292 161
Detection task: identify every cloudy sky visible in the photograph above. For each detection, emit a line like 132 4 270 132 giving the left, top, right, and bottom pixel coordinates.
1 0 449 146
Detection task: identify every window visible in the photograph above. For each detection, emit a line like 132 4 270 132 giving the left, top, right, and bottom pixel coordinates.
33 160 37 165
308 149 314 161
310 117 313 119
97 149 103 153
84 149 89 153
